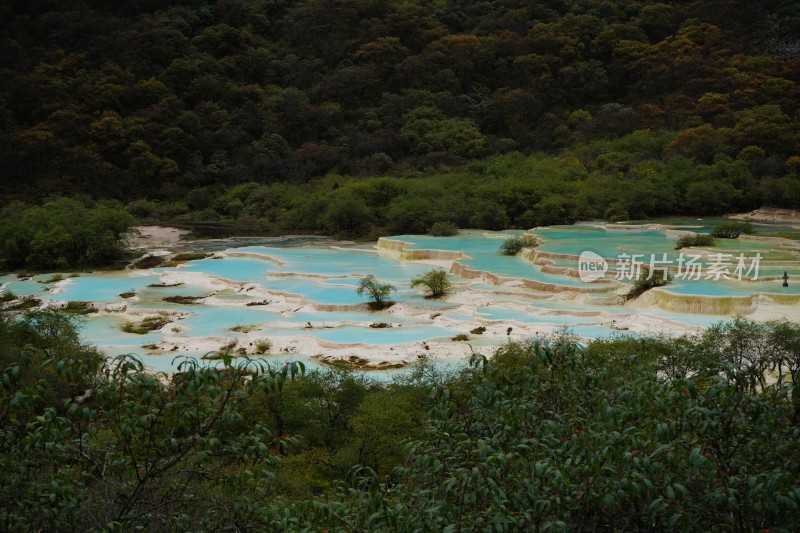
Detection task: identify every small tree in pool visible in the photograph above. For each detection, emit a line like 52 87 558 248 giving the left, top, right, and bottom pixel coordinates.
626 266 671 301
411 269 451 298
711 221 753 239
499 234 539 255
356 275 396 309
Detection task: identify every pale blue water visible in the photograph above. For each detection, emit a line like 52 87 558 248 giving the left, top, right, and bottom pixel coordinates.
3 279 47 297
386 231 591 287
664 278 800 296
229 246 432 282
642 311 729 329
302 325 454 345
263 280 367 304
41 275 161 302
534 226 677 258
78 315 163 347
178 306 281 334
5 220 798 373
525 301 631 315
475 307 603 326
290 310 414 325
570 325 630 339
180 257 271 282
142 281 214 298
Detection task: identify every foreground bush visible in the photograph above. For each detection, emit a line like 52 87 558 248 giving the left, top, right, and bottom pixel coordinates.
3 312 799 531
0 311 305 531
290 320 800 531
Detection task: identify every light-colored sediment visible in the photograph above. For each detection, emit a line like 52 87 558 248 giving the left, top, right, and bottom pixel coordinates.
730 208 800 225
23 222 800 374
449 261 619 293
125 226 190 250
576 221 690 232
376 237 467 262
69 262 673 368
225 251 286 265
146 298 700 368
632 290 757 315
630 287 800 316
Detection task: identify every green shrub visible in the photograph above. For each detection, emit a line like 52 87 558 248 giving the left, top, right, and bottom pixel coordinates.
428 221 459 236
356 275 396 309
675 233 715 249
3 297 41 310
229 324 260 333
410 269 452 298
63 301 97 314
134 255 165 269
626 266 671 300
162 295 203 304
125 199 159 217
220 339 237 352
451 333 469 341
499 234 539 255
122 315 171 334
0 290 16 302
171 252 211 262
254 338 272 354
711 221 753 238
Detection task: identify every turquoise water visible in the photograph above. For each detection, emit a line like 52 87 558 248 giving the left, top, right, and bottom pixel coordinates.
181 257 271 282
5 220 798 372
302 325 454 345
535 226 677 258
230 246 432 282
178 306 281 334
664 278 800 296
43 275 161 302
290 310 414 325
642 311 729 329
570 325 630 339
525 301 631 315
387 231 590 287
142 281 214 298
3 279 48 297
79 315 163 347
264 280 367 304
476 307 602 326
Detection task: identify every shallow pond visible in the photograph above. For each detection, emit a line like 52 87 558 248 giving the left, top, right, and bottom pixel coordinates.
2 220 797 373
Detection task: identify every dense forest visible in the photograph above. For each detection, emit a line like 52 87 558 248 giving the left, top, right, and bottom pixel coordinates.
1 0 800 239
2 311 799 530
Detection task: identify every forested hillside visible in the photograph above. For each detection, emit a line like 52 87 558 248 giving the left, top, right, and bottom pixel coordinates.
1 0 799 235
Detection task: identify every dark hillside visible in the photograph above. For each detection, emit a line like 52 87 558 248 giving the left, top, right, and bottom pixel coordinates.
0 1 798 227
